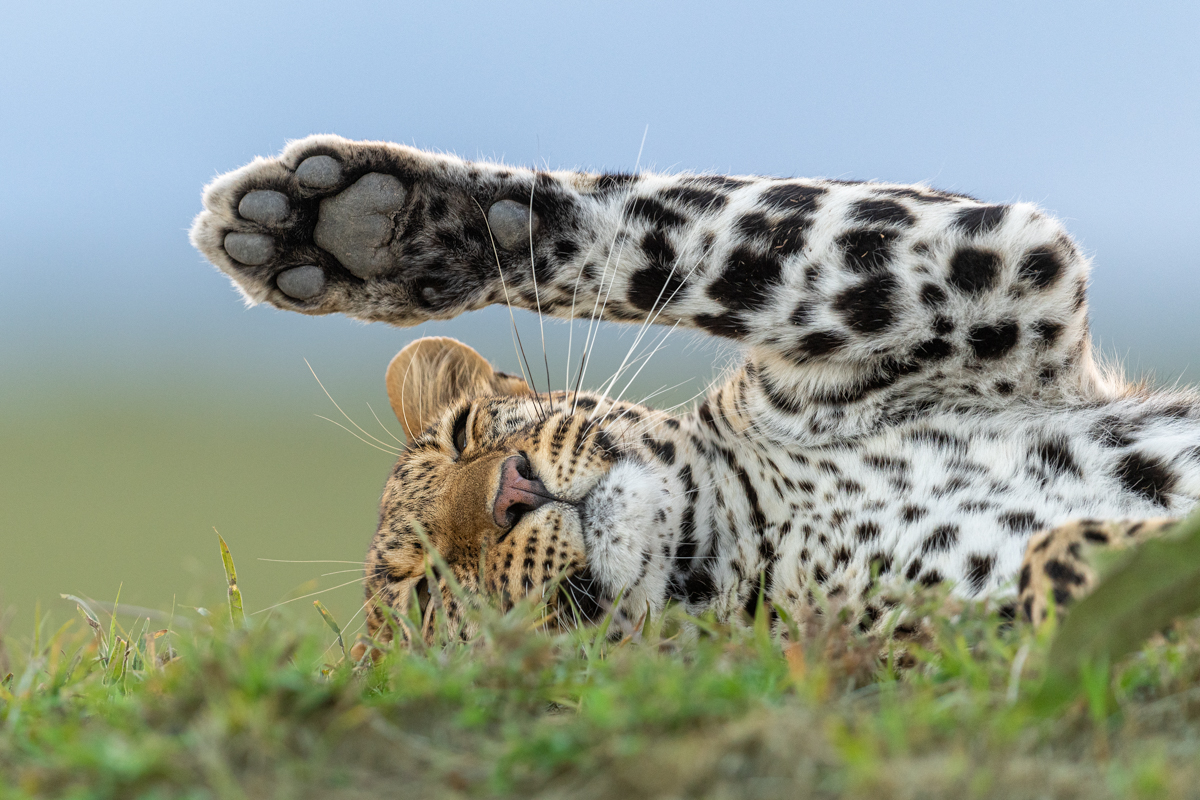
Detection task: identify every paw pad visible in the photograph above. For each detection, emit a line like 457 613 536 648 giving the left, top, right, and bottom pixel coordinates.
238 190 290 225
223 232 275 265
313 173 407 279
295 155 343 189
276 265 325 300
486 200 540 250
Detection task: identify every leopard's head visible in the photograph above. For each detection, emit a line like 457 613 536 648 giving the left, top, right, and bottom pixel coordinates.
353 337 675 655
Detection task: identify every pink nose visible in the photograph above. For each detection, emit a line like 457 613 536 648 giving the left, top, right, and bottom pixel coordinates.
493 455 553 528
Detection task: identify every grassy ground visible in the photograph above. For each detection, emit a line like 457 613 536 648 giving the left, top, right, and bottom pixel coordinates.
5 533 1200 800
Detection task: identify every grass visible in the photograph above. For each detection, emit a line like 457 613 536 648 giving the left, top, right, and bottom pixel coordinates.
5 532 1200 800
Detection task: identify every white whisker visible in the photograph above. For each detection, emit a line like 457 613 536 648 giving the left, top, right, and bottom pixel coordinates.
314 416 401 456
605 380 691 429
366 401 405 446
587 329 674 423
527 180 554 407
564 237 605 400
473 197 547 420
396 348 419 440
627 389 711 437
305 359 400 451
324 581 389 660
632 380 691 409
593 266 680 401
571 128 650 414
573 256 614 409
601 322 682 415
576 232 630 405
594 227 718 404
258 558 363 565
250 576 366 615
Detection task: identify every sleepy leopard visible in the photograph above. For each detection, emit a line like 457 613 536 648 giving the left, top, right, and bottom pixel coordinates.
191 135 1200 650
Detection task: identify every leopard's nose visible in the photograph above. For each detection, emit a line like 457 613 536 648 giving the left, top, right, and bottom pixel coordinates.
494 455 552 528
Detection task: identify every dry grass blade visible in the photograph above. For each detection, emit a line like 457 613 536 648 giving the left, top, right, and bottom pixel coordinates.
60 594 102 634
216 532 245 628
145 630 168 672
313 600 346 659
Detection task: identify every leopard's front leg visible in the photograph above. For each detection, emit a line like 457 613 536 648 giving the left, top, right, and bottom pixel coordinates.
194 134 1096 408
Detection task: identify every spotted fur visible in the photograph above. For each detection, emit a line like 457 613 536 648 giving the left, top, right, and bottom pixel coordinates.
1018 517 1179 625
191 136 1200 647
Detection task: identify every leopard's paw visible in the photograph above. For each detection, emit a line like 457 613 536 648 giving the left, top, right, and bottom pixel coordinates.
190 135 444 324
1018 517 1179 624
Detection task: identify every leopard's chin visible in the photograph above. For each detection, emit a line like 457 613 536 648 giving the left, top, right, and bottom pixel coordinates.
577 458 670 604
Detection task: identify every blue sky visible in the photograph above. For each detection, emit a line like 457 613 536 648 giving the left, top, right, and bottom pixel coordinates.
2 0 1199 400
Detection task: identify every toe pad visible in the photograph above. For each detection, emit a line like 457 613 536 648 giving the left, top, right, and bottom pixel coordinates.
296 156 343 189
224 232 275 265
238 191 290 224
277 265 326 300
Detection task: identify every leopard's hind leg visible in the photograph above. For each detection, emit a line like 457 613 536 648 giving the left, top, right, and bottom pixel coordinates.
1018 517 1181 625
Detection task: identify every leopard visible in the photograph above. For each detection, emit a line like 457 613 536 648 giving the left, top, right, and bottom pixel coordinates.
190 134 1200 652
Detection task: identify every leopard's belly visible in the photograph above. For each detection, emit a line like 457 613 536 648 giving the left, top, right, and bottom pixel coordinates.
662 396 1200 620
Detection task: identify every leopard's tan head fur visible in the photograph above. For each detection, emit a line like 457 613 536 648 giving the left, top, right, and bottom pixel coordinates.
354 337 676 656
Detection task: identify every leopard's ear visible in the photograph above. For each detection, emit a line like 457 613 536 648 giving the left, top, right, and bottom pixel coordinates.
386 337 530 442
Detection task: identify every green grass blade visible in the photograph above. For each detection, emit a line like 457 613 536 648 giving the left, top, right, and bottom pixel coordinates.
753 572 771 652
413 521 485 644
422 559 448 644
585 588 625 662
773 601 802 644
313 600 346 658
127 618 148 671
106 585 122 661
217 532 246 628
404 590 424 644
31 601 43 662
1037 512 1200 709
104 636 129 686
393 606 427 654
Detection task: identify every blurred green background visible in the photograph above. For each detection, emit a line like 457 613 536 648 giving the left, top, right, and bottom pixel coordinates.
2 1 1198 634
0 317 726 632
1 376 397 633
